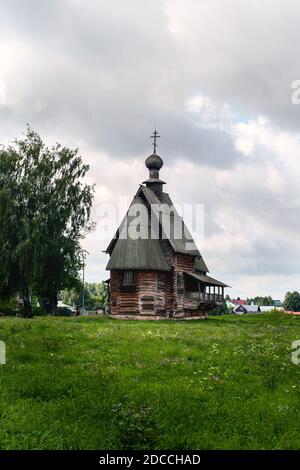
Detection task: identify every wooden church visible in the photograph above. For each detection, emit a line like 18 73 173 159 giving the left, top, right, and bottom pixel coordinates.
105 131 228 319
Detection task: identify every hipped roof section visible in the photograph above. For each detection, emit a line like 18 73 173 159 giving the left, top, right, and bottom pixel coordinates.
105 195 170 271
105 185 209 271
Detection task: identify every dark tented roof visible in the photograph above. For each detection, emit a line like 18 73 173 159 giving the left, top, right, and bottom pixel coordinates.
105 195 170 271
185 271 229 287
105 195 141 255
139 186 201 257
105 185 210 272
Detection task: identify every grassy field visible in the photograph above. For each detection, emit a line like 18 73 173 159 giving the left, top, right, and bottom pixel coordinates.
0 313 300 450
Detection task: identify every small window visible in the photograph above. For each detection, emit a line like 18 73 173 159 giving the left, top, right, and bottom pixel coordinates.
123 271 134 286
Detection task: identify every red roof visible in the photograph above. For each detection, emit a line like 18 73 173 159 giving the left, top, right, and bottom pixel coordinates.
232 299 246 305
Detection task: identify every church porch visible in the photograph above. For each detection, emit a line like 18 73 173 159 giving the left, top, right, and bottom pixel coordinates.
182 272 227 311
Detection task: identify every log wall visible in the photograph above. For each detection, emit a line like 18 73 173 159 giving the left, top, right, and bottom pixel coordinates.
173 253 195 315
109 269 173 316
109 253 208 319
110 271 139 315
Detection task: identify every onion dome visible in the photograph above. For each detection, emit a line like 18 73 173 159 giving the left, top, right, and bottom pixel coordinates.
145 153 164 171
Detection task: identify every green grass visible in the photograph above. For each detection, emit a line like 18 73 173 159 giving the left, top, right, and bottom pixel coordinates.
0 313 300 449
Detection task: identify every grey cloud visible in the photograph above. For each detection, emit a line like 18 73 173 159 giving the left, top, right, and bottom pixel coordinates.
1 0 300 297
0 0 243 167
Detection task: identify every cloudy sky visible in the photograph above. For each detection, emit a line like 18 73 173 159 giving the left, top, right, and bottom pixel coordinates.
1 0 300 299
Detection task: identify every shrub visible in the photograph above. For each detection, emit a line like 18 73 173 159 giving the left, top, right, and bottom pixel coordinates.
0 299 19 316
209 301 229 316
32 305 48 316
56 306 74 317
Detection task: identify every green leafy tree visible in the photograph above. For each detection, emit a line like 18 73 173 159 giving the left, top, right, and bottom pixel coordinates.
0 143 31 313
60 287 81 309
0 127 94 316
247 296 274 306
61 282 108 311
85 282 109 310
283 291 300 312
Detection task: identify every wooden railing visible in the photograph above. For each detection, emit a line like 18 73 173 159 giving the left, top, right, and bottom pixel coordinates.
185 292 223 302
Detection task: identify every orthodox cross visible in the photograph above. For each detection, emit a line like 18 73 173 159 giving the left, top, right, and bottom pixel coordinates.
150 130 160 154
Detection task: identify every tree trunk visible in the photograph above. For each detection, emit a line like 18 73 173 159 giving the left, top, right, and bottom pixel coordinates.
49 293 58 315
21 288 33 318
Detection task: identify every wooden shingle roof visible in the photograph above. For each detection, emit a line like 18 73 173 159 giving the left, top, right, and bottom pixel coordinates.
194 255 209 273
106 237 170 271
139 186 201 258
105 184 209 272
105 195 170 271
186 271 229 287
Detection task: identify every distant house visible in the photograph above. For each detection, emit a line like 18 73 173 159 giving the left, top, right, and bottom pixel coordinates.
233 304 261 314
231 299 246 305
274 300 283 307
260 306 284 312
